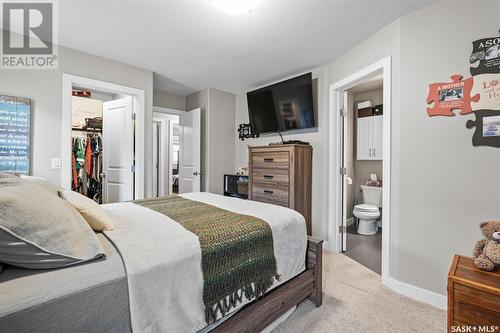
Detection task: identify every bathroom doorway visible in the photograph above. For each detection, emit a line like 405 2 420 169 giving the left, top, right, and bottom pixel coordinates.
342 76 383 274
329 57 392 280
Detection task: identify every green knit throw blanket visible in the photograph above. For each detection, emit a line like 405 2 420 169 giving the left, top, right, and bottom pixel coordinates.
133 195 279 324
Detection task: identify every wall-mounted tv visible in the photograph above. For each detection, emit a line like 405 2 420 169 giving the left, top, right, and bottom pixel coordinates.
247 73 315 135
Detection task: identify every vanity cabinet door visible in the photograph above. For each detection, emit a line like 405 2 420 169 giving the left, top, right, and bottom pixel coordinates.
357 117 372 160
371 115 383 160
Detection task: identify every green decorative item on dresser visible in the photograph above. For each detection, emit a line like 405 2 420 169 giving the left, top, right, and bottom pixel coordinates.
133 195 279 324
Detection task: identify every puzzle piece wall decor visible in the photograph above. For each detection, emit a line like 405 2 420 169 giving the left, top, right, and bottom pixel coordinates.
426 75 480 117
471 73 500 111
466 109 500 147
469 35 500 76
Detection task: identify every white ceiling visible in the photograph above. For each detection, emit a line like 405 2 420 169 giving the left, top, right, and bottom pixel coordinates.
348 74 383 94
59 0 434 96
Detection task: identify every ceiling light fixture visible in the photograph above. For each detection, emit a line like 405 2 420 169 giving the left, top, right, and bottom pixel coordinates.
209 0 262 15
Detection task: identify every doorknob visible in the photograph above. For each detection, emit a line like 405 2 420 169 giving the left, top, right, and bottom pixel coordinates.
100 172 106 178
193 171 199 176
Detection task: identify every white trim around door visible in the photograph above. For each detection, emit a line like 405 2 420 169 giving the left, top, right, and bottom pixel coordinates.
328 56 392 283
61 73 146 200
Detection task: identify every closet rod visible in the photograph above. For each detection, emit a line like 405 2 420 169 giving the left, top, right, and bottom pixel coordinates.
72 127 102 133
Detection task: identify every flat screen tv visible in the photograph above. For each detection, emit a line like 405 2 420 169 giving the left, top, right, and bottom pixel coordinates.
247 73 315 135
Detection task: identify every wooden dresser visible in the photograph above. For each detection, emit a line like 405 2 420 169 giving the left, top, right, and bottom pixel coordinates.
248 144 312 235
448 255 500 331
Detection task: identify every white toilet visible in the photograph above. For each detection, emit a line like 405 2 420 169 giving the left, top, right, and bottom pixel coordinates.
353 185 382 235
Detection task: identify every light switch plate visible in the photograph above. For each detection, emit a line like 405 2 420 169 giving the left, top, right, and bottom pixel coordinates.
51 157 61 170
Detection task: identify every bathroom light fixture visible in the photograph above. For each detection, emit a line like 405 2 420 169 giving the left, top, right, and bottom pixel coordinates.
209 0 262 15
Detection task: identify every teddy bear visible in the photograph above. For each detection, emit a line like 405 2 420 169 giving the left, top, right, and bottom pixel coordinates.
473 221 500 271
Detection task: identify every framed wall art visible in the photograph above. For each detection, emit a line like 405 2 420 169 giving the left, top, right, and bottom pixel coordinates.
0 95 32 175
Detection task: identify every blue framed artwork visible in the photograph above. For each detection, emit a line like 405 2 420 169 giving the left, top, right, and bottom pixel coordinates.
0 95 31 175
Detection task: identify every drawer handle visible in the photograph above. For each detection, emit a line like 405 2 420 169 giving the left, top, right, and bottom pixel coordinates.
263 158 274 162
263 190 274 194
263 175 274 180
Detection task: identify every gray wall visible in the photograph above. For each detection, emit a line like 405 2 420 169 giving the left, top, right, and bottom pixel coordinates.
0 46 154 196
187 88 236 193
395 1 500 295
154 90 186 111
208 88 236 194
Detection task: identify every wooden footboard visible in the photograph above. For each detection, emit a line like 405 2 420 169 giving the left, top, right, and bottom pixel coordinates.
212 237 323 332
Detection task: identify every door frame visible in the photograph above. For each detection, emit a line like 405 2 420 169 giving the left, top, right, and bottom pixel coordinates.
153 106 183 196
328 56 392 283
152 119 163 196
61 73 146 200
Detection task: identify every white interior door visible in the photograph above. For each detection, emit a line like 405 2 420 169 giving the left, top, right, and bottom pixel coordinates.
102 96 134 203
341 92 348 252
179 108 201 193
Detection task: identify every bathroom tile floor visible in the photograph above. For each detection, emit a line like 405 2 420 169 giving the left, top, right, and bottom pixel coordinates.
344 223 382 274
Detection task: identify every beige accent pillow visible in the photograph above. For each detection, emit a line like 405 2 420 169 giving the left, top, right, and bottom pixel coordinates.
59 190 115 231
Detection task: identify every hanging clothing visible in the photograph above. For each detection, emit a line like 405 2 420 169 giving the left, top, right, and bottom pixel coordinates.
72 154 78 190
85 140 92 175
71 133 103 203
75 138 85 171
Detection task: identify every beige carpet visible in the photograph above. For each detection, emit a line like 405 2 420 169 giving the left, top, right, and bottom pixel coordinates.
273 252 446 333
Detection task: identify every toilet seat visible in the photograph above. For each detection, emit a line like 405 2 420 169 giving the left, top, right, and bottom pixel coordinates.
353 204 380 218
353 204 379 213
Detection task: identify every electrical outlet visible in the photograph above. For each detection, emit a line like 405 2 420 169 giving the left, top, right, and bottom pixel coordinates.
51 157 61 170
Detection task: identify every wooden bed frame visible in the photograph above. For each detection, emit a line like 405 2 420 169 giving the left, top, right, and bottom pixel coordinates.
213 237 323 332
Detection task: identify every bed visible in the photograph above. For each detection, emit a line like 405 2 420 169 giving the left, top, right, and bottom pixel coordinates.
0 192 322 333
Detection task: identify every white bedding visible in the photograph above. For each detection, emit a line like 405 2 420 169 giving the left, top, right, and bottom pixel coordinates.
103 192 307 333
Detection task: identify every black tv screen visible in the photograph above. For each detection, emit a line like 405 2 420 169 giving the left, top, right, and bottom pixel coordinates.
247 73 315 135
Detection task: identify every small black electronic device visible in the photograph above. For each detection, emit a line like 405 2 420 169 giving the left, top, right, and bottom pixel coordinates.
269 140 309 145
283 140 309 145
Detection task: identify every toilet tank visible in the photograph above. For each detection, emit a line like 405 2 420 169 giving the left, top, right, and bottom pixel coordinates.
361 185 383 207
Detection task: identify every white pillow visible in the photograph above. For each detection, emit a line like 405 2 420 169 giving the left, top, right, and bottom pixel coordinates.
20 175 63 195
59 190 115 231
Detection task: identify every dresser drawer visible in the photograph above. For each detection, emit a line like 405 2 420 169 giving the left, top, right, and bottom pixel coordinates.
252 183 289 207
252 168 289 186
252 152 289 169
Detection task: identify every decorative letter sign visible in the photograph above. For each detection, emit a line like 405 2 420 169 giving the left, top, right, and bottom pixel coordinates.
470 35 500 76
426 31 500 148
426 75 480 117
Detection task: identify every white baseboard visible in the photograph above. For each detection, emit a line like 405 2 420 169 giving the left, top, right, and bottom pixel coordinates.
383 277 447 310
322 240 335 253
